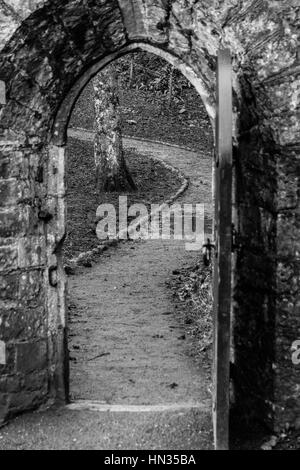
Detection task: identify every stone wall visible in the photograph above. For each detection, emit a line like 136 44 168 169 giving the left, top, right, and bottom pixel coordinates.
223 1 300 431
0 0 299 434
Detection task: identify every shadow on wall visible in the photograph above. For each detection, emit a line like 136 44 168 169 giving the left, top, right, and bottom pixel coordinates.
231 75 278 434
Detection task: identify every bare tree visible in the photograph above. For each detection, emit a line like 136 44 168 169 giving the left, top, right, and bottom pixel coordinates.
128 56 134 87
93 65 136 193
167 65 174 108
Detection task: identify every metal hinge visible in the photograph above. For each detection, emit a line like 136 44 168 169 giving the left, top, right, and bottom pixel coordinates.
48 265 58 287
213 146 219 168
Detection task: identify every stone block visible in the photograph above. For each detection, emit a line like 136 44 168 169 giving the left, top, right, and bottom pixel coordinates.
8 387 47 414
0 273 19 300
0 207 24 237
15 340 47 374
0 178 21 207
0 393 9 423
0 150 29 180
0 303 47 342
0 340 5 365
0 375 21 394
18 236 46 269
0 343 16 375
21 370 48 394
18 269 45 304
0 241 18 271
0 205 41 238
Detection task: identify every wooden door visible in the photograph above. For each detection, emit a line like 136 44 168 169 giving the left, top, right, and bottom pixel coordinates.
212 48 233 451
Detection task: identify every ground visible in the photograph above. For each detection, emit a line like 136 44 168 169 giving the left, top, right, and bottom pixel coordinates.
0 407 212 450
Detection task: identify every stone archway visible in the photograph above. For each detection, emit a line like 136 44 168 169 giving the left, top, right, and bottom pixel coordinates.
0 0 299 439
53 42 218 147
0 0 222 422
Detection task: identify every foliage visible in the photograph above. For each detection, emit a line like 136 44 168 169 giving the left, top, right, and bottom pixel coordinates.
115 52 192 104
177 264 213 353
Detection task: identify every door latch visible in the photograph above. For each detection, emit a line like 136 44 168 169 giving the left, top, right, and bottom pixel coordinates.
213 146 219 168
202 238 215 266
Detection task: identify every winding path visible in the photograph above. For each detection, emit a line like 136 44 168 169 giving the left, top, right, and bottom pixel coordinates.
67 131 213 445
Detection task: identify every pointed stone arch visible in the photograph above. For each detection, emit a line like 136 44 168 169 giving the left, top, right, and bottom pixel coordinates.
0 0 222 423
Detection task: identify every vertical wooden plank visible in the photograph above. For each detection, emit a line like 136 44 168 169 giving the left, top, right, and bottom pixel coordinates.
213 48 232 450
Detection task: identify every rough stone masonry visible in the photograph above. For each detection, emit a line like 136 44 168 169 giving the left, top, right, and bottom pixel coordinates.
0 0 299 434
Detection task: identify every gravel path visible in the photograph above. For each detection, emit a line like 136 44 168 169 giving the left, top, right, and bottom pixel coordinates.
0 134 213 450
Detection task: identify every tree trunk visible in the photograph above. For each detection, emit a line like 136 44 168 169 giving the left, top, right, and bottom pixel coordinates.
93 66 136 193
129 56 134 87
167 65 174 108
